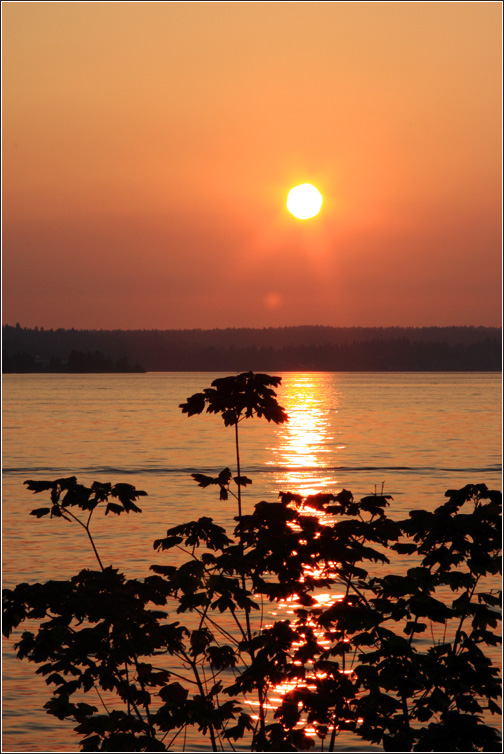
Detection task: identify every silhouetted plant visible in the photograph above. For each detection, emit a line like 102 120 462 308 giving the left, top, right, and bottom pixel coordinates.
180 371 288 519
3 374 502 752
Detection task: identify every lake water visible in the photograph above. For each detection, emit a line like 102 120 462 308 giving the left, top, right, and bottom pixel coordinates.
2 372 502 752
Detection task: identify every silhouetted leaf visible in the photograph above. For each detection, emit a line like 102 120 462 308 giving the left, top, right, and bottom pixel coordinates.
404 620 427 635
61 485 92 509
179 391 206 416
391 542 417 555
224 712 254 741
217 468 232 485
54 477 78 491
206 645 237 669
24 480 53 493
122 499 142 513
234 476 252 487
192 473 215 488
105 502 123 516
153 536 183 551
279 491 303 506
359 494 392 517
111 483 146 511
30 508 51 518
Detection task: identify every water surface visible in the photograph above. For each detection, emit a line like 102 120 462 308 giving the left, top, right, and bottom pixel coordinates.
2 372 501 751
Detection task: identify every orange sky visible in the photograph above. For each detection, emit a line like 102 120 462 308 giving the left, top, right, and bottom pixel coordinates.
2 2 502 330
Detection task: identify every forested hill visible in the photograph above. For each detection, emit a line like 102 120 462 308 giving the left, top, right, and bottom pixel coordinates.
2 324 501 372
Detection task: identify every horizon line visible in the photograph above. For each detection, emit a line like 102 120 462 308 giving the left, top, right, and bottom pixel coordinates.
3 323 502 334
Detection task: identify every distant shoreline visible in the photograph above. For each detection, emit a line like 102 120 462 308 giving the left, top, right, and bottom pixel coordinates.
3 324 501 373
4 369 501 374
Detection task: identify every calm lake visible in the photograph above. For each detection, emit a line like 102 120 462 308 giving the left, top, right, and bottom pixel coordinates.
2 372 502 752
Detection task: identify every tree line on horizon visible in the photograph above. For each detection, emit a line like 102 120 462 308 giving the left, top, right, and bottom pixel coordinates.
2 324 501 372
2 349 145 374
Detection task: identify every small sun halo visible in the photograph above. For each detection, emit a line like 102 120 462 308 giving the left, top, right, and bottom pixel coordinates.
286 183 323 219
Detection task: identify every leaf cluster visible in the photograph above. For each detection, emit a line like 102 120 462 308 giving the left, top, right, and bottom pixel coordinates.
26 477 147 519
180 371 288 426
191 467 252 501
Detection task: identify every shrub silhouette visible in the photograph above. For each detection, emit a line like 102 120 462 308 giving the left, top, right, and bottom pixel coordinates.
3 373 502 752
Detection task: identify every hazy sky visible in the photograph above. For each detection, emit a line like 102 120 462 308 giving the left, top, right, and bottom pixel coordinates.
3 2 502 330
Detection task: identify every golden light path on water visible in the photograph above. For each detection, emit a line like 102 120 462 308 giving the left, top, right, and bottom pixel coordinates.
269 373 344 495
246 376 354 742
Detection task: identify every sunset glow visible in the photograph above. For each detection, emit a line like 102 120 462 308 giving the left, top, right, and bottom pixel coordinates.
2 3 501 329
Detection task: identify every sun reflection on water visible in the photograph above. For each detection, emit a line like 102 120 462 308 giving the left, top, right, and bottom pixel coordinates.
243 491 349 743
269 374 343 495
249 375 350 739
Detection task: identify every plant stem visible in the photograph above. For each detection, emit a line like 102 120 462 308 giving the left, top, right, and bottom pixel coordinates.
59 505 105 570
258 682 267 751
234 419 252 644
163 723 188 748
329 718 337 752
408 615 420 646
230 608 249 644
401 694 410 734
194 608 243 647
452 577 479 656
235 421 242 520
187 655 218 752
132 651 154 737
85 525 105 571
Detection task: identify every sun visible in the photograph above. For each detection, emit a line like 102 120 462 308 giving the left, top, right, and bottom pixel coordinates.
286 183 323 219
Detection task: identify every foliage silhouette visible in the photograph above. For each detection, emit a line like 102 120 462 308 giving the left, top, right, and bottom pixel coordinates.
3 373 502 752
